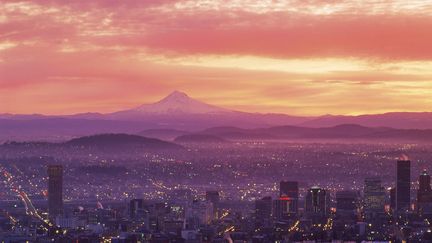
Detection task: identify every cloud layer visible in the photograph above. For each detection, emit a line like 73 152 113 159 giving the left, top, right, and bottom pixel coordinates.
1 0 432 115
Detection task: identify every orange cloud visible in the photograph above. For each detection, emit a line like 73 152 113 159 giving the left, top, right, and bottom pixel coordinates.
1 0 432 115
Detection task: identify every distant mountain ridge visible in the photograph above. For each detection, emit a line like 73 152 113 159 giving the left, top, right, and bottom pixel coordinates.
174 134 227 143
3 125 432 145
2 134 183 150
65 134 183 150
301 112 432 129
2 91 432 141
138 129 189 141
179 124 432 142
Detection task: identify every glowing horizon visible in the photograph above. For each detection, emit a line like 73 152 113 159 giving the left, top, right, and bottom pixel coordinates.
1 0 432 116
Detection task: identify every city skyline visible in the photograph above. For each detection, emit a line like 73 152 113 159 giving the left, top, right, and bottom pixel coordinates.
2 0 432 242
2 149 430 242
1 0 432 115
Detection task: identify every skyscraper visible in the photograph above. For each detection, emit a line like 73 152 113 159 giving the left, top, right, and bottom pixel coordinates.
336 190 358 218
364 177 385 214
396 159 411 212
278 181 299 215
130 199 144 219
280 181 299 198
417 170 432 214
274 197 298 220
255 196 272 228
185 200 214 229
305 187 329 217
205 191 220 205
205 190 220 219
418 170 431 200
48 165 63 218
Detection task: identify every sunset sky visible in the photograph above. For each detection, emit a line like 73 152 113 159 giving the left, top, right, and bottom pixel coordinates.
1 0 432 116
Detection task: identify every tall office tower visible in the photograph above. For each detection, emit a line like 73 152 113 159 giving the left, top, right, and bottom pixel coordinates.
336 190 358 218
279 181 299 215
396 159 411 212
274 196 298 220
185 200 214 229
417 170 432 213
364 178 385 214
130 199 144 219
48 165 63 218
205 190 220 219
205 191 220 204
305 187 329 217
418 170 431 202
280 181 299 197
255 196 272 228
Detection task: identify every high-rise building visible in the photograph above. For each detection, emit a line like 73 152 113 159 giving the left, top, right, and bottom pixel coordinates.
205 190 220 219
278 181 299 216
130 199 144 219
255 196 272 227
364 177 385 214
280 181 299 198
336 190 358 218
185 200 214 229
205 191 220 204
48 165 63 218
274 196 298 220
418 170 431 201
417 170 432 214
305 187 329 217
396 159 411 212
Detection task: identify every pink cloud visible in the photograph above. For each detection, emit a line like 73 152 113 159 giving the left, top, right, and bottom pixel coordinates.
1 0 432 115
2 1 431 60
137 13 432 60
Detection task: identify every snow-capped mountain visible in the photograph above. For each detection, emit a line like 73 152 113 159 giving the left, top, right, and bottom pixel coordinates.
3 91 432 141
131 91 229 114
0 91 310 140
104 91 232 120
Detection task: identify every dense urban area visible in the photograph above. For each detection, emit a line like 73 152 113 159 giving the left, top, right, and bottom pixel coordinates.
1 141 432 242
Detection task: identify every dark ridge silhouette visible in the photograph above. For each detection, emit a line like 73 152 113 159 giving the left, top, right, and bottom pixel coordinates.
3 92 432 142
65 134 183 149
2 141 54 147
174 134 227 143
197 124 432 142
138 129 189 141
300 112 432 129
3 125 432 145
258 124 392 139
200 126 276 140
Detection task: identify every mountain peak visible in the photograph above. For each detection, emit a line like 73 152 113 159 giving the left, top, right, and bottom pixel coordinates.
132 91 230 114
168 90 189 98
158 90 190 103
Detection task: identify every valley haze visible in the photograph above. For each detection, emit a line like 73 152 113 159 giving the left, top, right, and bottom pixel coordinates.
1 91 432 142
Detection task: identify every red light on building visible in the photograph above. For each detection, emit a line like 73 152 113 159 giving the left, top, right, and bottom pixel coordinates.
279 196 292 201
